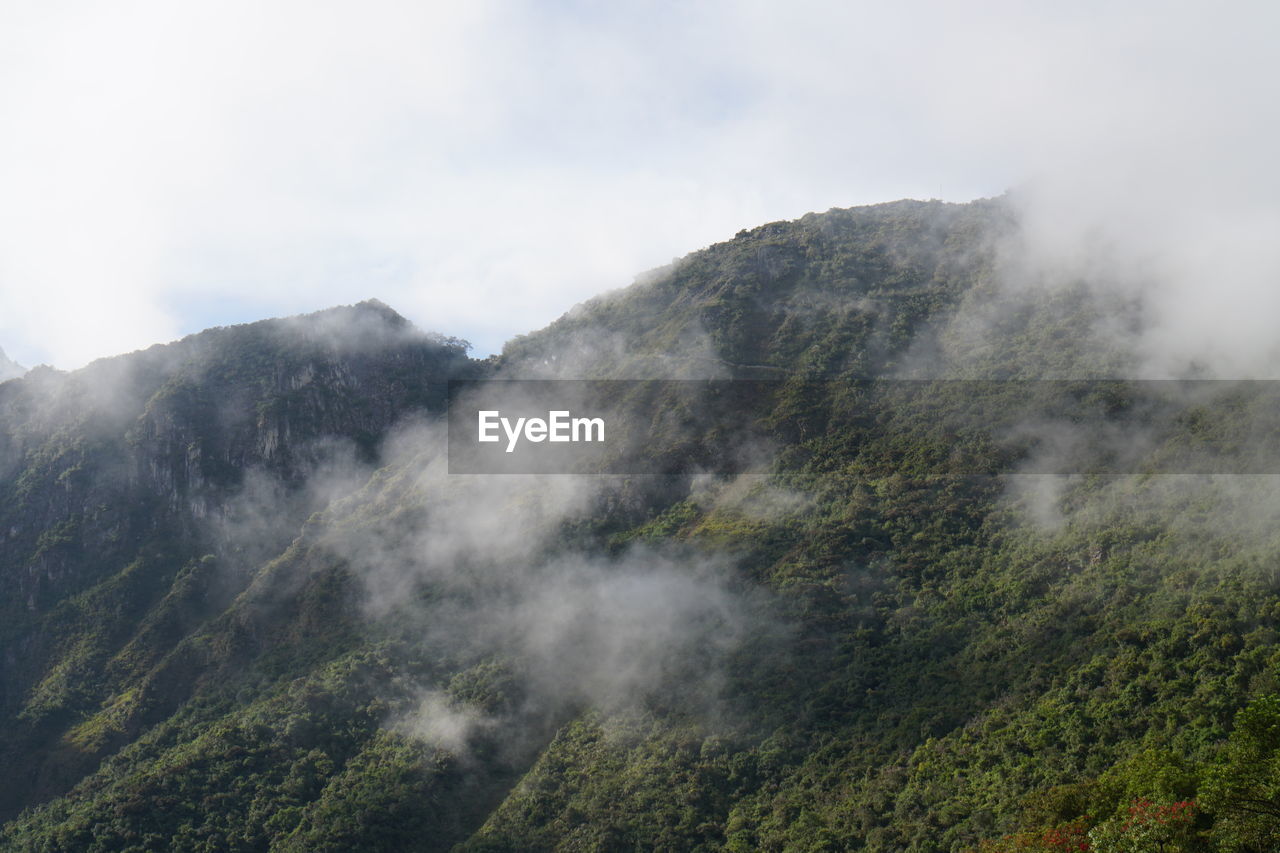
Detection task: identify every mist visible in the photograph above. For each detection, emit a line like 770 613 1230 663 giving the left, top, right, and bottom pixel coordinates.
4 2 1274 377
297 407 784 755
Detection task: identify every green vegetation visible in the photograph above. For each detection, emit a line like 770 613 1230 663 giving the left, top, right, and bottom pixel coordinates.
2 204 1279 851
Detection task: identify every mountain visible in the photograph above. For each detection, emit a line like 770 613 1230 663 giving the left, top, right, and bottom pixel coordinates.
0 301 476 824
1 201 1277 852
0 347 24 383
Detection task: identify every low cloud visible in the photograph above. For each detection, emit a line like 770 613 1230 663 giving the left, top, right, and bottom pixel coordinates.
6 2 1275 374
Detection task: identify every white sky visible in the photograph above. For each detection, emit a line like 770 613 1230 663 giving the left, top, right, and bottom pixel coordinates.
0 1 1276 368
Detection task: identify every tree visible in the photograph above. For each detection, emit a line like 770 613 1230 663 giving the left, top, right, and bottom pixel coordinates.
1202 694 1280 851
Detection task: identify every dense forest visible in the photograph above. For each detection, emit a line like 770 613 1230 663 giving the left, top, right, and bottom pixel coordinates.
2 198 1279 851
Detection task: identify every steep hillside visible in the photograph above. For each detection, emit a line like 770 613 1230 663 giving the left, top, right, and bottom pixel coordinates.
2 200 1278 852
503 199 1004 379
0 300 475 822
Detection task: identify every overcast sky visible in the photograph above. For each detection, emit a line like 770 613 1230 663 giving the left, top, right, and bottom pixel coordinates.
1 1 1276 369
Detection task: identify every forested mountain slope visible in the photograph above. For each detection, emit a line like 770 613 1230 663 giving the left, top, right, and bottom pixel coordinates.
2 199 1277 852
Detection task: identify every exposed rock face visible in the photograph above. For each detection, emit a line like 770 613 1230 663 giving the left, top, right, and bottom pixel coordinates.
0 302 478 816
2 302 469 604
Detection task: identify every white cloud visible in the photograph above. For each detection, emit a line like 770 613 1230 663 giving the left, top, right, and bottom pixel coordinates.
1 1 1277 370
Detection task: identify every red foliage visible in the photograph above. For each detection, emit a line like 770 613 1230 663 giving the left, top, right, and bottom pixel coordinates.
1119 798 1197 832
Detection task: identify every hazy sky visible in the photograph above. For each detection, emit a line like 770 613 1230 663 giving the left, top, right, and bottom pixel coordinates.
1 1 1275 369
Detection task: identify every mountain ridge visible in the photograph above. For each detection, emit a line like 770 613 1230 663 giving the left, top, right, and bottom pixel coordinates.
1 199 1277 851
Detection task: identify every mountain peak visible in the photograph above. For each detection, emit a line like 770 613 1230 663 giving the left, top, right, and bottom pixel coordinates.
140 299 458 369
